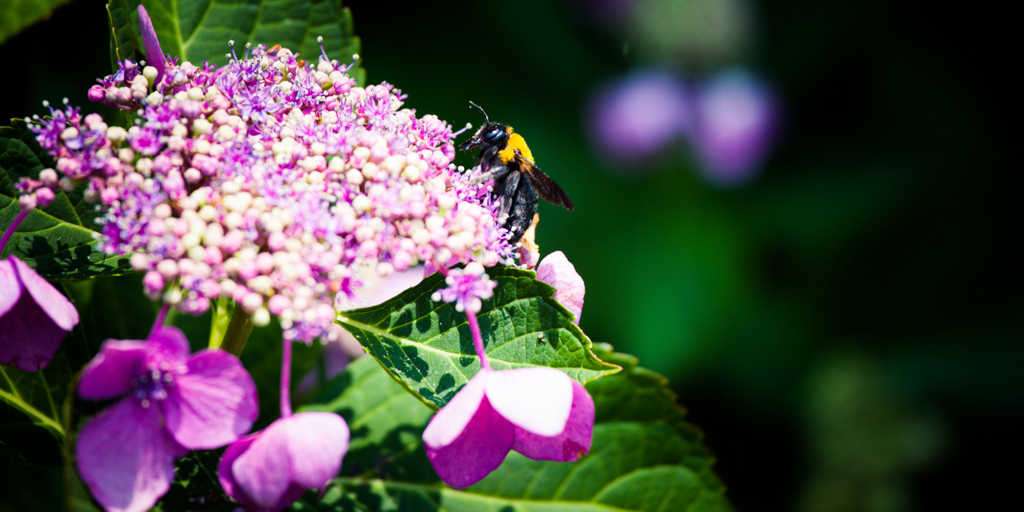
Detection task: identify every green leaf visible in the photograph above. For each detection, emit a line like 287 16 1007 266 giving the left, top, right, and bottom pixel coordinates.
301 356 437 481
0 350 70 467
296 347 732 512
109 0 364 85
338 264 619 410
107 0 140 68
0 0 72 45
0 120 133 281
152 449 236 512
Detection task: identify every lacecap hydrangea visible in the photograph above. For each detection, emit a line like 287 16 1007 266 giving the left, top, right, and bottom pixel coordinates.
22 39 516 342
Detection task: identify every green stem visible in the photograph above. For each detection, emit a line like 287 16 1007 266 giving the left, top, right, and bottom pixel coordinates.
208 297 232 349
219 304 254 357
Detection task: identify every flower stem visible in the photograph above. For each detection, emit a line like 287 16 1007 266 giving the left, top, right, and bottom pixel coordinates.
220 305 254 357
0 209 29 254
149 302 170 337
208 297 231 348
466 309 490 370
280 338 293 418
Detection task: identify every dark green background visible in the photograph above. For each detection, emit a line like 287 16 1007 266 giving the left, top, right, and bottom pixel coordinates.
1 0 1019 510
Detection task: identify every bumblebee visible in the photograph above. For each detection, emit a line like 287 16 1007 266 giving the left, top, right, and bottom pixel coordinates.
459 102 574 245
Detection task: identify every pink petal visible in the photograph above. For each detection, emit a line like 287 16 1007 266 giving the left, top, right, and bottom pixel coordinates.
225 414 346 512
76 398 186 512
229 425 292 511
162 350 258 449
217 432 258 504
137 6 165 78
11 255 78 330
536 251 585 324
0 259 18 316
276 412 349 488
219 430 309 512
0 286 69 371
485 367 574 437
511 379 595 462
78 340 149 400
421 370 490 448
424 396 514 488
146 326 190 368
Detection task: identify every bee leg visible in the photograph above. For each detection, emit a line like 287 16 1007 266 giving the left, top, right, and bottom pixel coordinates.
506 179 538 245
469 165 510 186
493 171 519 224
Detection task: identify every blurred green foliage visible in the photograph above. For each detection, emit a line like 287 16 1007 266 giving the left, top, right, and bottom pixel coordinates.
0 0 1018 510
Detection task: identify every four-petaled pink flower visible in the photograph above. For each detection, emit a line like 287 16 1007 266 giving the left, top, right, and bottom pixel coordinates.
431 263 497 314
0 255 79 371
76 326 258 512
422 367 594 488
536 251 585 325
218 412 350 512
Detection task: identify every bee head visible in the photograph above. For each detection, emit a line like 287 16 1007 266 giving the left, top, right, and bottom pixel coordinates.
459 101 508 151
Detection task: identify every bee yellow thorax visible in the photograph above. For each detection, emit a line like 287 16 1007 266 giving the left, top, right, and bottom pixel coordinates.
498 129 534 164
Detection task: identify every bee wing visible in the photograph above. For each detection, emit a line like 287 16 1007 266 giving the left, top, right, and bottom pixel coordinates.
515 151 575 211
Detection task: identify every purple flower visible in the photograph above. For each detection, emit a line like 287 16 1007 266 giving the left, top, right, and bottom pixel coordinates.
0 256 79 371
690 69 780 187
535 251 585 325
218 412 350 512
237 88 282 124
430 263 497 314
75 326 258 512
422 367 594 488
587 70 691 165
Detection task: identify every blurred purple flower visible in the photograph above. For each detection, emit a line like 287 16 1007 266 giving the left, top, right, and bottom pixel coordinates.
422 367 594 488
218 412 350 512
587 70 691 165
536 251 585 325
690 69 779 187
76 326 258 512
0 255 79 371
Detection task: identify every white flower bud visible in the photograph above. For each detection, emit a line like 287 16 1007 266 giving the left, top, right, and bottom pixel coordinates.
251 307 271 327
192 119 212 135
106 126 128 142
352 195 372 212
328 156 345 172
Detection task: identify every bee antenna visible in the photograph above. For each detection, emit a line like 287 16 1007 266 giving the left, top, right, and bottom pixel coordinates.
468 101 489 123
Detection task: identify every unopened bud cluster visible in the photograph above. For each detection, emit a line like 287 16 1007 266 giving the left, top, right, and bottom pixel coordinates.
25 42 511 342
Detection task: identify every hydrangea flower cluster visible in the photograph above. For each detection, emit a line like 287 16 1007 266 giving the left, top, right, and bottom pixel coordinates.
23 38 512 343
2 5 598 508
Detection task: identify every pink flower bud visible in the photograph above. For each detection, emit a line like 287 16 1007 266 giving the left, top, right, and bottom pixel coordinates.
204 246 223 266
240 293 263 313
268 294 292 315
100 187 119 205
267 232 286 251
34 188 55 207
88 85 106 103
256 252 275 274
142 270 165 291
17 194 36 210
232 285 250 303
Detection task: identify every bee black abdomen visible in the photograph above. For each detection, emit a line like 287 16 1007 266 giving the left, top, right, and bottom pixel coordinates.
505 178 538 245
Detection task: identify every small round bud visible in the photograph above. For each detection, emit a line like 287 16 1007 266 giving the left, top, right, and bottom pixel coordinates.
251 308 271 327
